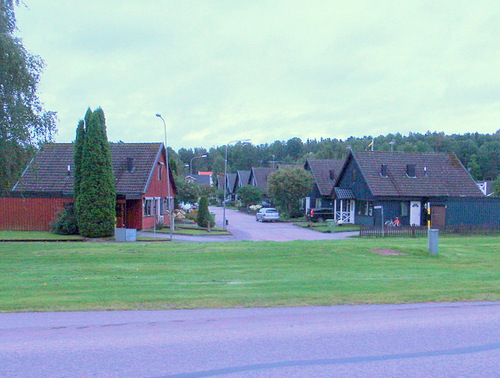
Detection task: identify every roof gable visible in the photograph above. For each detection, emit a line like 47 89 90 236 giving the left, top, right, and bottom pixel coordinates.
236 170 251 187
305 159 345 196
348 151 483 198
14 142 169 197
249 167 276 191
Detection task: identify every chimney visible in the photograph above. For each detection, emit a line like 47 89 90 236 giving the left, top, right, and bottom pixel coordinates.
126 157 135 173
406 164 416 178
380 164 388 177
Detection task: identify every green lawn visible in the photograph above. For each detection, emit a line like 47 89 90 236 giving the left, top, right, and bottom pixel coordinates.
146 224 231 236
294 222 360 233
0 231 84 241
0 236 498 312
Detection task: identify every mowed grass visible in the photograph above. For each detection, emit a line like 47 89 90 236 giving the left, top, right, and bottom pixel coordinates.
0 236 498 312
0 231 84 241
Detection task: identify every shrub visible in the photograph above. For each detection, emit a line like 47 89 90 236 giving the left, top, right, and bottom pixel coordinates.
50 205 79 235
196 196 214 228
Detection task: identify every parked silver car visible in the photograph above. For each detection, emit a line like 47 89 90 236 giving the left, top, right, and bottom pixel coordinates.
256 208 280 222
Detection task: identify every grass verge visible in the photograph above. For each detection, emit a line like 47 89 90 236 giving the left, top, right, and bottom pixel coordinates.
0 236 498 312
146 224 231 236
294 223 360 233
0 231 84 241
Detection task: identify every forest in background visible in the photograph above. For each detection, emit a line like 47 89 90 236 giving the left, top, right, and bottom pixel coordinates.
171 130 500 182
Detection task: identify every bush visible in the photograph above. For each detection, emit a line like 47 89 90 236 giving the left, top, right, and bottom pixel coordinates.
50 205 79 235
196 196 214 228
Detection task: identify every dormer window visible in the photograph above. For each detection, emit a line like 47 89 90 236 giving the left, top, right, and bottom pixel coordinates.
126 157 135 173
380 164 388 177
406 164 416 178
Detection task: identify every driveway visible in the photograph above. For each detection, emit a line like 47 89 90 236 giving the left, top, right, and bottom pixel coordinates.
141 207 358 242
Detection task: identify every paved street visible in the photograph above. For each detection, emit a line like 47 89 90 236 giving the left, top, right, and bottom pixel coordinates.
1 302 498 377
141 206 358 242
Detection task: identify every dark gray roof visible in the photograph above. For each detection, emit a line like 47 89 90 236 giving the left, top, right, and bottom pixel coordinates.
305 159 345 196
344 151 484 198
226 173 237 194
236 170 251 187
250 167 276 191
186 174 212 186
13 142 171 198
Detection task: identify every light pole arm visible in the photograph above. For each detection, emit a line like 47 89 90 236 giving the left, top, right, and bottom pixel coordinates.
156 113 174 239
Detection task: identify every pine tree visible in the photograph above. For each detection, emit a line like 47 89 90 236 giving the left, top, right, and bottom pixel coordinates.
77 108 116 237
73 118 85 202
196 196 213 228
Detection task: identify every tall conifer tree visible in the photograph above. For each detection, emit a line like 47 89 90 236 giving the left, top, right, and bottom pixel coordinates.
73 119 85 201
77 108 116 237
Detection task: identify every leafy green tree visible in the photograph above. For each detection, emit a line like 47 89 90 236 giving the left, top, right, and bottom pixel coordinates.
196 195 213 227
76 108 116 237
237 185 263 207
175 177 200 204
286 137 303 159
475 141 500 180
493 176 500 196
268 167 314 217
199 184 219 205
0 1 57 189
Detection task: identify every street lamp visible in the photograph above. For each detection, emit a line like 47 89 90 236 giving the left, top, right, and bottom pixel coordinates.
223 139 251 230
155 113 174 239
189 154 208 176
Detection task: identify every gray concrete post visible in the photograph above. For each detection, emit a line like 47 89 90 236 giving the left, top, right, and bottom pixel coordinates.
428 228 439 255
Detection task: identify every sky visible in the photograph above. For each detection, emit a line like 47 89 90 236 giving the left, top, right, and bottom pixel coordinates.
15 1 500 150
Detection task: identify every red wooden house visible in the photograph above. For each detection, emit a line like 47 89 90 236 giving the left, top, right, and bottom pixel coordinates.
0 143 175 231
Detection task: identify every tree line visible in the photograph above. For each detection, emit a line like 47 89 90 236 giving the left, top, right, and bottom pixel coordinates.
173 131 500 182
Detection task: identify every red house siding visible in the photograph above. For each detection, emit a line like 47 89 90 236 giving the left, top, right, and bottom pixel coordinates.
2 144 177 231
138 161 176 230
0 197 73 231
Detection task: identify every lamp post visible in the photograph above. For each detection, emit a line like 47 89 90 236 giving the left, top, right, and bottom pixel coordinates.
189 154 208 176
222 139 250 230
155 114 174 239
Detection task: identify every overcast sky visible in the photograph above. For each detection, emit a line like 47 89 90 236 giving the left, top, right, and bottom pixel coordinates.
16 1 500 150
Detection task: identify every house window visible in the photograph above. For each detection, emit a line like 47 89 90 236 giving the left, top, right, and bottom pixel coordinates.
401 202 409 217
356 200 373 216
158 164 162 181
143 198 153 216
380 164 388 177
352 169 357 182
406 164 416 178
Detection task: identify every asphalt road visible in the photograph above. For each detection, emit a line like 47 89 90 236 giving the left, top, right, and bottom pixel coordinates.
141 207 358 242
1 302 498 377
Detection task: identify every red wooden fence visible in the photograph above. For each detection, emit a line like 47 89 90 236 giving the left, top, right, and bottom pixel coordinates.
0 196 73 231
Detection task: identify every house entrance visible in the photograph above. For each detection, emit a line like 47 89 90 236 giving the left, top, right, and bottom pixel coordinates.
334 199 355 224
410 201 421 226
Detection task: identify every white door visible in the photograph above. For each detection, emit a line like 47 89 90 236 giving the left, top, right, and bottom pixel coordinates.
410 201 421 226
